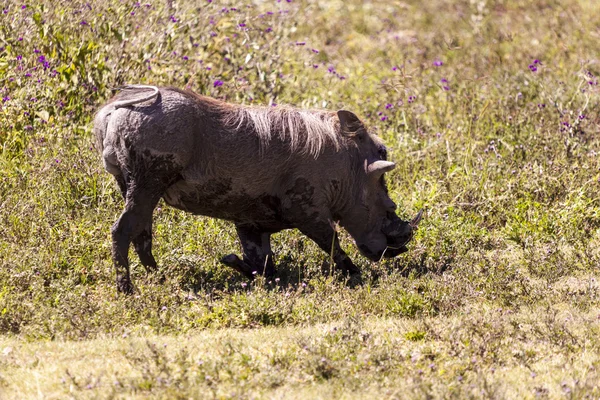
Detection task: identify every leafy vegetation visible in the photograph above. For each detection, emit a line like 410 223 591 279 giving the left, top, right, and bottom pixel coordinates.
0 0 599 398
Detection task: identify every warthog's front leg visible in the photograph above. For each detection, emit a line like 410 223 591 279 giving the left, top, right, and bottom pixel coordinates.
299 221 361 277
221 224 275 279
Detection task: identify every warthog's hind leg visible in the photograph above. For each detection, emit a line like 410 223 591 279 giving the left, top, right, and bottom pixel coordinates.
221 224 275 279
112 172 175 294
115 175 157 273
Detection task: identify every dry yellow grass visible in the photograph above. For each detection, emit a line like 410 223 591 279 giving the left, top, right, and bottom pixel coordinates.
1 296 599 398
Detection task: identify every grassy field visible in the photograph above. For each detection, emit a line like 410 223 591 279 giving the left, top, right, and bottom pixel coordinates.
1 0 599 398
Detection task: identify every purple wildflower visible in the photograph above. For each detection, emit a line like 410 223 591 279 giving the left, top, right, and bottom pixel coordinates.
380 116 388 121
182 56 189 60
385 103 393 109
528 64 537 72
433 59 443 67
408 95 416 103
169 15 178 22
312 49 319 53
578 115 586 120
213 79 223 87
21 5 26 10
238 23 246 27
296 42 306 46
2 96 10 102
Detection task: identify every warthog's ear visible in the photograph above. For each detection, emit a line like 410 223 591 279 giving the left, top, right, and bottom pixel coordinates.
337 110 364 136
367 160 396 179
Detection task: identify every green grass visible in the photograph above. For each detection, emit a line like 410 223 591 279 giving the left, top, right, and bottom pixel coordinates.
1 0 600 397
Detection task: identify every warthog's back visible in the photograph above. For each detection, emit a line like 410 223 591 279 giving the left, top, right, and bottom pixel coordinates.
95 86 350 226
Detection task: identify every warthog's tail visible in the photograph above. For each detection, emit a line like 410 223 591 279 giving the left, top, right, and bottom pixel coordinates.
112 84 160 108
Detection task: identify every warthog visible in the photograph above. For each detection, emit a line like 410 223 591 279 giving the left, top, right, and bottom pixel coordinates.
94 85 422 293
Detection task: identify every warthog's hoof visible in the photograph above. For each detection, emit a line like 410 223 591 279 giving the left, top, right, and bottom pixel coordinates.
220 254 256 279
116 276 135 295
346 271 363 288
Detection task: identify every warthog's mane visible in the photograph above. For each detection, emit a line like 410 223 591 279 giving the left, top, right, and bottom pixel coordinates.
220 104 343 157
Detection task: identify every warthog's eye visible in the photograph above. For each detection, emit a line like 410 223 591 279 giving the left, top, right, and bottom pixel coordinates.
377 145 387 160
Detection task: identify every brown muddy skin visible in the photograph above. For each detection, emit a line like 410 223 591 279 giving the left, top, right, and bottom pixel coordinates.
94 86 416 294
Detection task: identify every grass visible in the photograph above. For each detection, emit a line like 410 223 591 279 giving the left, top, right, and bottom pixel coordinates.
2 303 599 399
1 0 600 397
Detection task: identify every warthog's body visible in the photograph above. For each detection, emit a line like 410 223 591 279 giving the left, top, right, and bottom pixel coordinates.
95 85 420 293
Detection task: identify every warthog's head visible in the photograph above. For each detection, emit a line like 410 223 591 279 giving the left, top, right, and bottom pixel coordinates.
337 110 422 262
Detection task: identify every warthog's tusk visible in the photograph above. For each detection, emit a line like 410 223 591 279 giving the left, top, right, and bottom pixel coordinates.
409 209 424 229
113 85 160 109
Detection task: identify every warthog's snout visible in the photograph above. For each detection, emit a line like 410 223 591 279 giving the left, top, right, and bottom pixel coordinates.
380 209 424 258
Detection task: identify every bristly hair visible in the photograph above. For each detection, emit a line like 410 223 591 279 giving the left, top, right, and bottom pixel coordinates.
221 104 343 157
